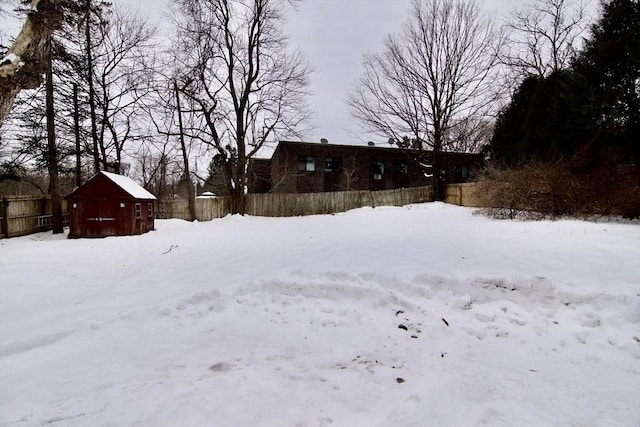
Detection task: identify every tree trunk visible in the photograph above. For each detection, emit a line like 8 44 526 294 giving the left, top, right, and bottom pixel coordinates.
73 83 82 188
0 0 64 127
45 36 63 234
432 141 442 201
173 80 195 221
85 0 100 173
233 155 247 215
230 186 245 215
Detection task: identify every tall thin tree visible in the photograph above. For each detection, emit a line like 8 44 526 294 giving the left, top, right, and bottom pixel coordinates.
45 34 63 233
348 0 503 200
84 0 100 173
173 79 195 220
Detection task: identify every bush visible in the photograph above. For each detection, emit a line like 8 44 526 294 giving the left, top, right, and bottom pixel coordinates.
476 161 640 220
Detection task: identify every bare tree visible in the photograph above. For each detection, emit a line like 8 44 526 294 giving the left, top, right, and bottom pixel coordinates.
136 138 175 201
0 0 64 127
267 149 304 193
91 4 157 173
340 156 359 192
143 69 202 217
172 0 312 214
501 0 589 79
347 0 502 200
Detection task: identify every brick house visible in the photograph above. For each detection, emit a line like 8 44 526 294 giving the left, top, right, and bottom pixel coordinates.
248 141 482 195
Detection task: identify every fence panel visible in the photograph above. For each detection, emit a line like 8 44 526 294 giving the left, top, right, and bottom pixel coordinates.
0 196 68 238
196 197 231 221
244 186 434 218
444 183 483 207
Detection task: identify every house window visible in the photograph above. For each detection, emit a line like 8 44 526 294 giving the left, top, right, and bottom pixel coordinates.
135 203 141 219
370 161 384 180
147 203 153 218
393 161 409 176
461 165 469 179
324 157 342 173
370 160 384 175
298 156 316 172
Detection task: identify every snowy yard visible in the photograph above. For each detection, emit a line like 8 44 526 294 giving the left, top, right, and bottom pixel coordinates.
1 203 639 426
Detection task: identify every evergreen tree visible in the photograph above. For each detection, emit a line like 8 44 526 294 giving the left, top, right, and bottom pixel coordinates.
8 1 100 183
574 0 640 162
489 70 591 166
489 0 640 168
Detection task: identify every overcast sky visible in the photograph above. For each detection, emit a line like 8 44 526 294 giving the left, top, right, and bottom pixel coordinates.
4 0 596 147
122 0 568 146
283 0 533 145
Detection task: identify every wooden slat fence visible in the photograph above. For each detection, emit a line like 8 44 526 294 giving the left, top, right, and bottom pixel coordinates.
0 196 69 238
156 197 231 221
444 183 485 207
245 186 434 217
157 186 434 220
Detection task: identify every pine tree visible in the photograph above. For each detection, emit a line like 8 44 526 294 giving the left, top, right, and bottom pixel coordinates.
489 70 591 166
574 0 640 162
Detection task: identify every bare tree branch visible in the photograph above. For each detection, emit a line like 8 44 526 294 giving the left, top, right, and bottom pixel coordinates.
347 0 503 200
500 0 590 79
171 0 312 213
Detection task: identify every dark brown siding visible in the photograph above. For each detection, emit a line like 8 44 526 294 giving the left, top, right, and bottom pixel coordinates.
247 141 482 194
265 142 433 194
247 158 272 193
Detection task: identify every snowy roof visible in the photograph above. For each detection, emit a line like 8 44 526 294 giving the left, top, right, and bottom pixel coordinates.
196 191 217 199
101 171 156 200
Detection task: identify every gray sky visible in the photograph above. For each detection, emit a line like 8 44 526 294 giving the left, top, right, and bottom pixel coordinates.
3 0 596 147
123 0 537 145
283 0 531 145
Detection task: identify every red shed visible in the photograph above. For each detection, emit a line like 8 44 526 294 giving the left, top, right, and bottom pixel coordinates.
66 171 157 238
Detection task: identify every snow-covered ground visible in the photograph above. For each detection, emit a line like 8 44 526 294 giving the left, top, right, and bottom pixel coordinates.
1 203 638 426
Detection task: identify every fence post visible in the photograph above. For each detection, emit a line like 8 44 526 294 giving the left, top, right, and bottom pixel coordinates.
1 197 9 238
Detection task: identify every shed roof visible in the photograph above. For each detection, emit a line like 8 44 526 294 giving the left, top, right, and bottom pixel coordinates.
101 171 157 200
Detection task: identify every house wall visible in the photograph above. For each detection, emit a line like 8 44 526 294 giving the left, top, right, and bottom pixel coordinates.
268 142 434 194
247 158 272 194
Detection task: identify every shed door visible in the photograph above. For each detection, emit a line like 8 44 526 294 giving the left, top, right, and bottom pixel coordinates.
85 198 117 237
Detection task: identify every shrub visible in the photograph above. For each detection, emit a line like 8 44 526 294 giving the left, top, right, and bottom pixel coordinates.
476 161 640 219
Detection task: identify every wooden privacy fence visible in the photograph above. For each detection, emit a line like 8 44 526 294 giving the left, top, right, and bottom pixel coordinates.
156 197 232 221
157 186 434 220
444 183 485 207
0 196 69 238
246 186 433 217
